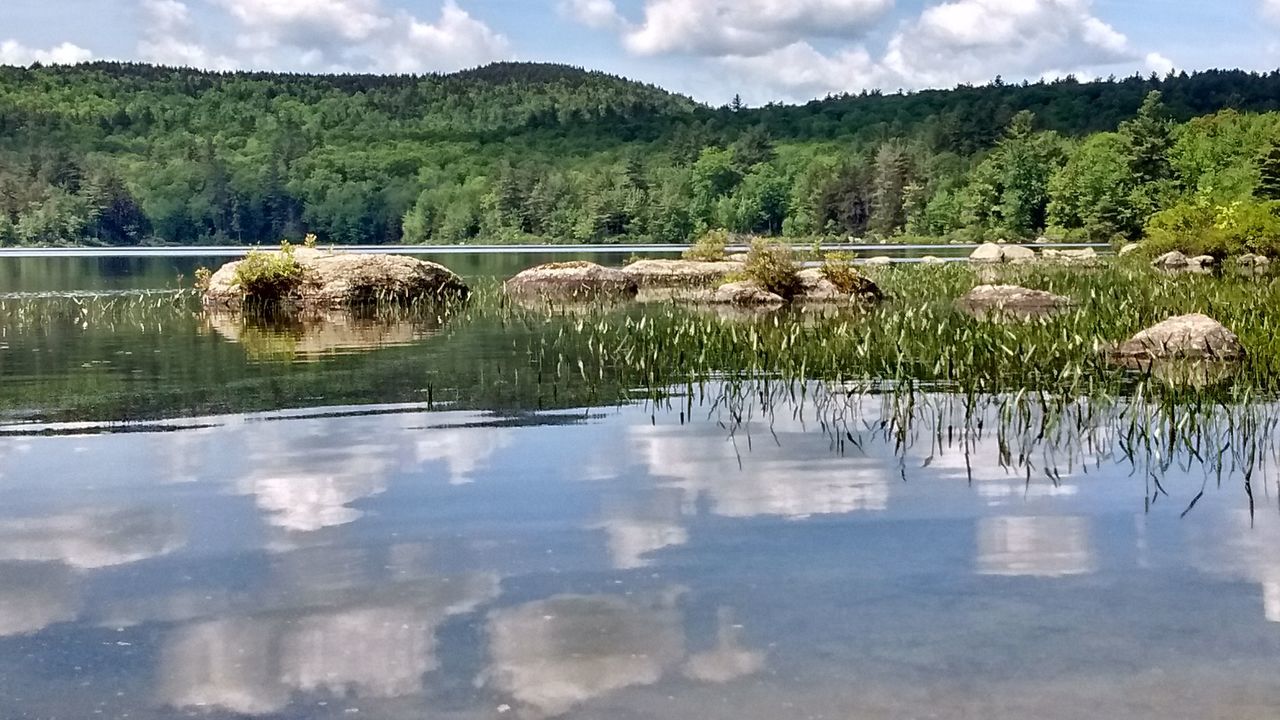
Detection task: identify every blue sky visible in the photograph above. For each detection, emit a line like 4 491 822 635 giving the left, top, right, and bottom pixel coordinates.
2 0 1277 104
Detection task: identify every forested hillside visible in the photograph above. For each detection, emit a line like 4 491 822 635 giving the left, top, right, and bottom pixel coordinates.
1 61 1279 247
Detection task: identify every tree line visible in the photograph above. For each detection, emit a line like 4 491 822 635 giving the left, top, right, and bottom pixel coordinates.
1 62 1278 247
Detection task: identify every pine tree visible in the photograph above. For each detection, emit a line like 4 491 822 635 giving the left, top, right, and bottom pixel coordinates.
1120 91 1173 185
1258 144 1280 200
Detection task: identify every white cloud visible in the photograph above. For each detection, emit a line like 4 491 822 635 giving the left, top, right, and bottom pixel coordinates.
1264 0 1280 22
137 0 509 74
559 0 626 30
0 40 92 66
621 0 894 56
721 0 1173 101
139 0 238 69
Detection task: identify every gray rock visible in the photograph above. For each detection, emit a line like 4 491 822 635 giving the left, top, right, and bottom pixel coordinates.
1189 255 1218 268
959 284 1072 311
1118 243 1143 257
1111 314 1244 363
622 259 743 288
709 281 785 306
920 256 945 265
505 261 638 300
1041 248 1099 265
862 256 893 267
970 242 1035 264
204 247 468 309
1151 251 1190 269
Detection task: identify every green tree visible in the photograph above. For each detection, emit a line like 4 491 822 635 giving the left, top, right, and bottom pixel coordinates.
1258 143 1280 200
1120 91 1173 185
870 142 912 237
1048 133 1141 239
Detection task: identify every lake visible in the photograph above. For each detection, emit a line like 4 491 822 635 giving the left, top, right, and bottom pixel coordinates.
1 251 1278 720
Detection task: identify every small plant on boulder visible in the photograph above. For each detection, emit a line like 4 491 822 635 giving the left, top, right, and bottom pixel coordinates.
233 240 305 300
193 266 212 292
743 239 802 299
683 229 730 261
820 251 874 295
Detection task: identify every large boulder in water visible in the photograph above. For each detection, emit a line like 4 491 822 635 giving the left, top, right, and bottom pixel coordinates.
504 261 638 300
970 243 1036 264
204 247 468 309
622 259 743 288
1110 314 1244 364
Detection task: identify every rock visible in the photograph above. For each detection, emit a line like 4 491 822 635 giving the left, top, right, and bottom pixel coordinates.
969 243 1005 263
920 256 945 265
1041 248 1099 265
1151 250 1190 269
1002 245 1037 262
1238 253 1272 268
504 261 638 300
1034 236 1051 244
622 259 743 288
203 247 468 309
1111 314 1245 364
969 242 1036 264
1189 255 1218 268
726 253 751 263
958 285 1072 313
1118 243 1143 257
708 281 785 306
796 268 844 302
863 256 893 266
795 267 883 303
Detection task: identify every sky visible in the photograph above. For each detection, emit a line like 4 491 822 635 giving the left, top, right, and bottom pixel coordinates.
1 0 1278 105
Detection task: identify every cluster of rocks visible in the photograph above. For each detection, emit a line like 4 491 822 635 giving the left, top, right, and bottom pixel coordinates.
967 243 1099 266
505 258 884 308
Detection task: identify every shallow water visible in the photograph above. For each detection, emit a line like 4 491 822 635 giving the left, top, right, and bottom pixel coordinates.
0 254 1277 720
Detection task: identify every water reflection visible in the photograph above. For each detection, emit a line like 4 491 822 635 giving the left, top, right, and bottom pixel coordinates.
485 592 688 718
0 563 80 637
633 422 889 520
157 551 499 715
976 516 1095 577
204 309 447 362
0 508 184 569
3 391 1280 718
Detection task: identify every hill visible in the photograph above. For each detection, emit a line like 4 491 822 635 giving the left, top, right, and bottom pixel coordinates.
0 62 1278 246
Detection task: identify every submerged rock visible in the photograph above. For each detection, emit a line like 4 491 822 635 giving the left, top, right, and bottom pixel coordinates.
622 259 742 288
970 243 1036 264
958 285 1072 318
204 247 468 309
504 261 638 300
1110 314 1244 364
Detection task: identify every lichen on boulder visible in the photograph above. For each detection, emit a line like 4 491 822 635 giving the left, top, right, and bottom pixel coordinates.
203 246 468 309
1110 313 1245 364
622 259 743 288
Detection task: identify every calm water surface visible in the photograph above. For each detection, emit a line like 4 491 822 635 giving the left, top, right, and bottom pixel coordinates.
0 253 1276 719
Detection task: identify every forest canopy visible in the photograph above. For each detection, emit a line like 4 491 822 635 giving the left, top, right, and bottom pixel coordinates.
2 61 1280 248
